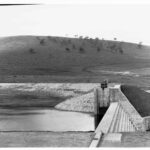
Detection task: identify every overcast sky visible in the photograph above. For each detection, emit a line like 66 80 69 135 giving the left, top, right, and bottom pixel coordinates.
0 0 150 44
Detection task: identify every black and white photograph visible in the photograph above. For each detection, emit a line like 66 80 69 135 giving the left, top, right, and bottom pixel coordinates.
0 0 150 148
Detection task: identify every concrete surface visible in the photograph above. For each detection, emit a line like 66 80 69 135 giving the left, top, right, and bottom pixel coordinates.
100 132 150 147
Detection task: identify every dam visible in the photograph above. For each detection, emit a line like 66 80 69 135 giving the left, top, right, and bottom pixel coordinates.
0 83 149 147
90 84 150 147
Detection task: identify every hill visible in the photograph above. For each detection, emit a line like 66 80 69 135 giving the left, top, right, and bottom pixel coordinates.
0 35 150 84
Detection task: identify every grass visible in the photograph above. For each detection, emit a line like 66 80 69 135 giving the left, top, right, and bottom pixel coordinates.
0 131 94 147
121 85 150 117
0 35 150 85
0 35 150 77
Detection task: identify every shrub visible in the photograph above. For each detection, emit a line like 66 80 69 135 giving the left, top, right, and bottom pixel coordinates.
118 47 124 54
72 44 76 49
79 47 85 53
68 39 71 43
36 36 41 41
60 40 65 46
47 36 51 40
65 47 70 52
29 48 36 54
109 44 117 52
40 39 46 46
97 47 101 52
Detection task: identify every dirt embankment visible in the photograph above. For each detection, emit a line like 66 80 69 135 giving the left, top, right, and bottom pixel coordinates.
0 83 99 113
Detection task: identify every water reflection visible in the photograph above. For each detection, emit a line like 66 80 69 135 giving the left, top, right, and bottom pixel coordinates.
0 108 95 132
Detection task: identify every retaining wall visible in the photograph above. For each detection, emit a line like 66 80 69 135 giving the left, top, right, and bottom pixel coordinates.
110 85 146 131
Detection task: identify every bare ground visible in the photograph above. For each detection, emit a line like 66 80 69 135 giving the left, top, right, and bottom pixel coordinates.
0 131 94 147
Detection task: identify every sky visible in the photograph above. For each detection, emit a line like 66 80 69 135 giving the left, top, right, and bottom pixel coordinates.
0 0 150 44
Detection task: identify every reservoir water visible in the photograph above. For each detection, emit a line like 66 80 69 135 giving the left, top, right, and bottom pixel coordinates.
0 108 95 132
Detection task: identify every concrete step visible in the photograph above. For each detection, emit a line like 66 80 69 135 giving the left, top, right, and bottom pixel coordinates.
118 107 124 132
120 109 126 132
112 104 136 133
109 104 120 132
128 116 131 132
123 112 127 132
122 108 129 132
125 113 129 132
114 106 122 132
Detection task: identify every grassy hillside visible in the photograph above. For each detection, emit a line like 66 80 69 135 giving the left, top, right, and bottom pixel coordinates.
0 35 150 84
0 35 149 75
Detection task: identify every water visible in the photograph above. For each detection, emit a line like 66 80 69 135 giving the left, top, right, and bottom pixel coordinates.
0 108 95 132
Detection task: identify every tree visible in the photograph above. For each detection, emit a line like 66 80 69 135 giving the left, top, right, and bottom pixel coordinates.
40 39 46 46
79 47 85 53
109 43 117 52
47 36 51 40
84 36 89 39
95 37 99 45
36 36 41 41
138 41 142 49
79 36 83 39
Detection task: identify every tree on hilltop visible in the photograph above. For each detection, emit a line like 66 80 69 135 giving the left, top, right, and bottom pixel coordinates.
138 41 142 49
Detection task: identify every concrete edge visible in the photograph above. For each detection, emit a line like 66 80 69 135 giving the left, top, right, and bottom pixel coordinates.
117 86 145 131
119 88 142 117
90 102 119 147
95 102 118 134
89 132 103 147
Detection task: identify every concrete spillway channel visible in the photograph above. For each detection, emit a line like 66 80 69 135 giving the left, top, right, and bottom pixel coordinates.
90 84 146 147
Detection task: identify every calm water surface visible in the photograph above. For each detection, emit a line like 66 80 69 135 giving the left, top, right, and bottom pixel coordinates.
0 108 95 132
